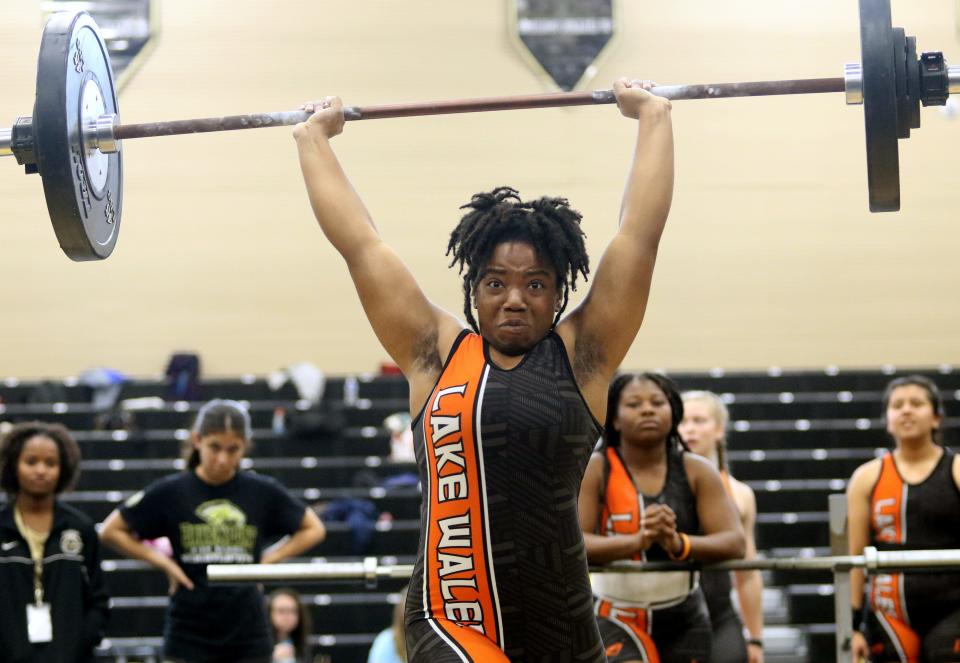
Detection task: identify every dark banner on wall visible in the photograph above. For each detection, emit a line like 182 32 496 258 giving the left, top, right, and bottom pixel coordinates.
509 0 615 91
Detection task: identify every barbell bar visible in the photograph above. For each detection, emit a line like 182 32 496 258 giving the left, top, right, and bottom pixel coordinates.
1 0 957 261
205 546 960 585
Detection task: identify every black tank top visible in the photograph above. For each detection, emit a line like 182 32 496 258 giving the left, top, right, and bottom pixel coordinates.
598 442 701 558
641 444 700 561
405 330 605 661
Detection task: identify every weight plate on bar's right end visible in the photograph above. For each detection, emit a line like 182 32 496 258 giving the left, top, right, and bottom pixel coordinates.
34 11 123 260
858 0 900 212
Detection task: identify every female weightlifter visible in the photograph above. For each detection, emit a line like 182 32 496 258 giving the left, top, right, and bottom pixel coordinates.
294 78 674 661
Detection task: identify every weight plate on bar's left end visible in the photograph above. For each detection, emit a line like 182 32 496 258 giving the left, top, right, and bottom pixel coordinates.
35 11 123 260
858 0 900 212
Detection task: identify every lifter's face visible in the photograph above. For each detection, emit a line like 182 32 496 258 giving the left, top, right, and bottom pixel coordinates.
474 241 562 357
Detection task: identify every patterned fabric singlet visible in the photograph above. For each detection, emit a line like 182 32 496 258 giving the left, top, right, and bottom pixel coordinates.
404 330 605 662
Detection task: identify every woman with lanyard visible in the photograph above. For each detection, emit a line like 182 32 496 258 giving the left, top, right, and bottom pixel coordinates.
579 373 744 663
0 421 109 663
101 399 326 663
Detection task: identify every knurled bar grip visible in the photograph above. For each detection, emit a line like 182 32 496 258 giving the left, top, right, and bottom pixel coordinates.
111 77 846 141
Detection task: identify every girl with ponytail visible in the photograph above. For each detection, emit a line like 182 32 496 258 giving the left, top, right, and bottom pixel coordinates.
101 399 326 663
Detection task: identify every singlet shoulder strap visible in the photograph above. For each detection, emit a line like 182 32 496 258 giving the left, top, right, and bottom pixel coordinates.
719 469 736 501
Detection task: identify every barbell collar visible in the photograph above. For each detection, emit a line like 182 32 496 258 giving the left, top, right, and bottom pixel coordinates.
845 63 864 105
11 116 38 173
864 546 880 571
85 113 120 154
0 128 11 157
950 65 960 94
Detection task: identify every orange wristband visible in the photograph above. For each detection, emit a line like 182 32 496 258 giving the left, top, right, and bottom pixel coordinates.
668 532 691 561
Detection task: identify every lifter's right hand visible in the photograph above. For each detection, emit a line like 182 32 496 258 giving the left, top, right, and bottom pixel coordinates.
162 559 194 595
294 96 345 141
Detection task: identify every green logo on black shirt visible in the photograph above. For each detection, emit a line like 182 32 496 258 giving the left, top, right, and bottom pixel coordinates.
180 499 258 564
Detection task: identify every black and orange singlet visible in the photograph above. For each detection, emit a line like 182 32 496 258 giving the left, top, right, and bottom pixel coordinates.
404 330 605 662
868 448 960 649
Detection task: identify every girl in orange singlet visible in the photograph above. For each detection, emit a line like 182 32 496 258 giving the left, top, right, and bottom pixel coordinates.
847 376 960 663
579 373 745 663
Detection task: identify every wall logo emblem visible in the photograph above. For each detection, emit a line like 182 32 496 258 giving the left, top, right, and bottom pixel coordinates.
509 0 616 91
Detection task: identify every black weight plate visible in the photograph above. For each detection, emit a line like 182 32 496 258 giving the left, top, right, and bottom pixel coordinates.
893 28 910 139
34 11 123 260
859 0 900 212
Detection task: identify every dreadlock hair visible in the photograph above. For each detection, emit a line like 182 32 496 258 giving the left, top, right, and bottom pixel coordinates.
446 186 590 333
603 372 689 453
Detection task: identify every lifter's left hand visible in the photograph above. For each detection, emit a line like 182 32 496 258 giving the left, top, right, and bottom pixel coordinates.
614 78 671 119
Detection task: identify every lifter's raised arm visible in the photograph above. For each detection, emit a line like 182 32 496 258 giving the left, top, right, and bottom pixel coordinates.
558 80 674 411
294 98 462 396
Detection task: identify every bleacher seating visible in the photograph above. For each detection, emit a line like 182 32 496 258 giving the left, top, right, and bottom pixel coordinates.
1 366 958 662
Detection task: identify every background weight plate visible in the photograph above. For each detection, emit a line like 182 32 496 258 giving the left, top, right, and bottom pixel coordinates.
858 0 900 212
34 11 123 260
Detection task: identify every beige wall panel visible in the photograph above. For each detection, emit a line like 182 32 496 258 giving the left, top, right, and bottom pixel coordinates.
0 1 958 378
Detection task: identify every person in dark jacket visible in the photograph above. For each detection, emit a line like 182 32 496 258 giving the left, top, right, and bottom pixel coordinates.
0 421 109 663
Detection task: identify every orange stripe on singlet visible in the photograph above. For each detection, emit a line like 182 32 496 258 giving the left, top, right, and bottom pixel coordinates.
422 334 500 651
869 454 919 661
871 454 906 546
600 448 643 560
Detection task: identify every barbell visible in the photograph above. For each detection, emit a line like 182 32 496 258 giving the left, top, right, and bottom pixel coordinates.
1 0 958 261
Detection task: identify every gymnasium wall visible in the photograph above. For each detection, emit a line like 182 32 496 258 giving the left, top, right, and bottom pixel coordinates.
1 0 958 378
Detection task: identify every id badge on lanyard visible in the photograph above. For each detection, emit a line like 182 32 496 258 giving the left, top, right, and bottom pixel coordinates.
26 560 52 643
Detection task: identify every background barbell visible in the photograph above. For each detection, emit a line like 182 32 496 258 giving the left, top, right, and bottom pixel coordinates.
204 546 960 585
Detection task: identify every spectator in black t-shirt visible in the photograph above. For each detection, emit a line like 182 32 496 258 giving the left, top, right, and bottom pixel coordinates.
101 399 326 663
